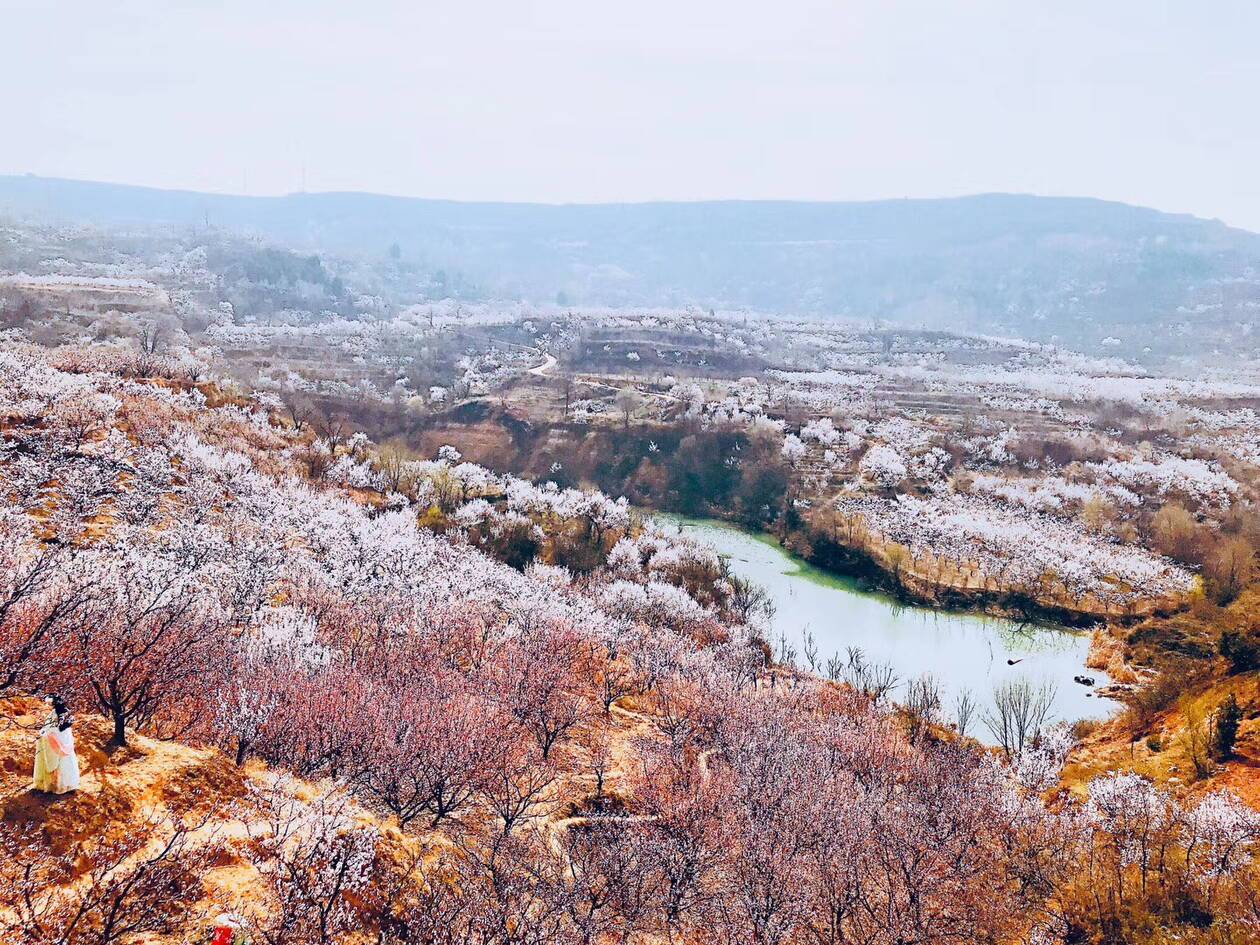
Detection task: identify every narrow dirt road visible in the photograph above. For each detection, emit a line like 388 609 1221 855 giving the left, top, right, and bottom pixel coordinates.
528 352 558 377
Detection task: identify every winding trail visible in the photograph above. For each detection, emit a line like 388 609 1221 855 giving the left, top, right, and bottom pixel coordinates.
529 352 558 377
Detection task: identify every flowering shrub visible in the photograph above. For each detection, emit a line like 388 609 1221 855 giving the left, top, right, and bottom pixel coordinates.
858 444 908 490
1090 454 1238 508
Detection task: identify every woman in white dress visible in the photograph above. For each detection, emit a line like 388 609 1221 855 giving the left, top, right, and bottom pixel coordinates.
33 695 80 794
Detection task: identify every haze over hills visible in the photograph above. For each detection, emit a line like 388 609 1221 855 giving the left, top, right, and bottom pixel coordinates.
4 173 1260 354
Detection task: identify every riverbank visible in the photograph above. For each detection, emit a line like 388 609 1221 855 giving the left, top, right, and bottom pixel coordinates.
657 502 1189 629
781 521 1116 628
363 407 1189 628
658 514 1119 729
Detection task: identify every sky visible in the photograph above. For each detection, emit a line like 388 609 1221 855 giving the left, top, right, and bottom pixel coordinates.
6 0 1260 229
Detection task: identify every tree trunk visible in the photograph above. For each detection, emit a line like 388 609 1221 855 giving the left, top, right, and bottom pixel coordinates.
111 709 128 747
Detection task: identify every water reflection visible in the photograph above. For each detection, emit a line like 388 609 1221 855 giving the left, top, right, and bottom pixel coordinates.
657 514 1115 730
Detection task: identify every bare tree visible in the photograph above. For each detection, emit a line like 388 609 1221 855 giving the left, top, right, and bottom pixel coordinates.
903 673 942 744
373 445 413 495
560 372 575 420
0 806 222 945
774 630 798 670
824 651 845 682
983 678 1057 758
802 630 820 674
286 395 316 434
313 410 352 452
842 647 899 704
953 687 978 739
614 386 642 430
134 321 165 375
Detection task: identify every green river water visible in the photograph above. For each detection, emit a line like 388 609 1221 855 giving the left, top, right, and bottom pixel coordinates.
658 514 1114 728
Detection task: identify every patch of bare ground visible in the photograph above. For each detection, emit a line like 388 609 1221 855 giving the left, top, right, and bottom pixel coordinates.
0 684 661 941
1060 672 1260 809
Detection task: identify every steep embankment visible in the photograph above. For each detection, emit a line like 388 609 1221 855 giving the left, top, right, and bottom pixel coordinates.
1061 674 1260 806
1061 593 1260 804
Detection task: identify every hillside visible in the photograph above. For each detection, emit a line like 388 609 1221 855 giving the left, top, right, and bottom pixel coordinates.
3 338 1260 944
5 175 1260 352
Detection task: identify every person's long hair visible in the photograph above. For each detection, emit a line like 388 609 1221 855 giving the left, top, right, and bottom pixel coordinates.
48 695 72 731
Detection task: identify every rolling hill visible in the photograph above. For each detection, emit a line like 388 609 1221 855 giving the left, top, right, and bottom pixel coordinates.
3 174 1260 350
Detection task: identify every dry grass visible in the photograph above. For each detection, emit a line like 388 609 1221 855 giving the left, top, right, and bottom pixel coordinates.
1060 672 1260 807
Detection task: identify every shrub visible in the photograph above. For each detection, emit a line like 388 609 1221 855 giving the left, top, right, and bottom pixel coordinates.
1219 628 1260 673
1071 718 1099 740
1212 694 1243 760
1150 502 1205 564
1180 702 1216 780
1203 536 1256 603
1125 663 1199 730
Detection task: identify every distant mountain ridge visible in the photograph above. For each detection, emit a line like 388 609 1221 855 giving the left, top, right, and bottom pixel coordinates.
3 174 1259 351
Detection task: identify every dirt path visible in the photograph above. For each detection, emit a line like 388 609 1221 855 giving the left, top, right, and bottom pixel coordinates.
528 352 558 377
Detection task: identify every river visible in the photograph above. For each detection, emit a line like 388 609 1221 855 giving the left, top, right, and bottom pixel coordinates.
658 515 1114 730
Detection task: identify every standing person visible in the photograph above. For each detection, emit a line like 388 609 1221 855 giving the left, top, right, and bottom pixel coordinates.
32 695 80 794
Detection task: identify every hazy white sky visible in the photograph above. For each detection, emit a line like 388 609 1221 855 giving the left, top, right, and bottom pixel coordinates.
7 1 1260 228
